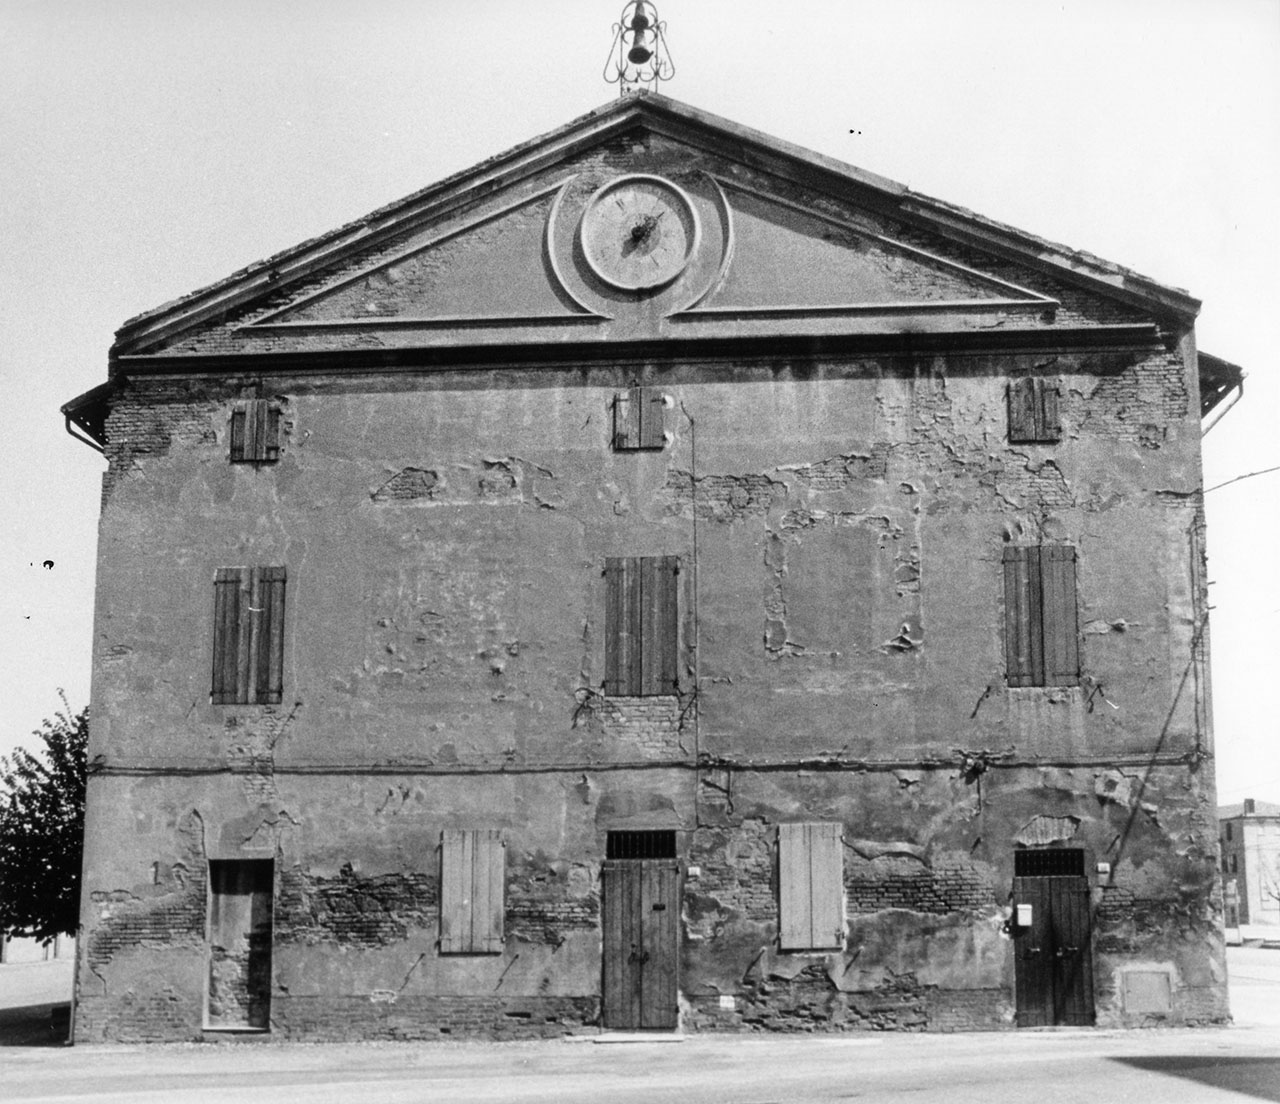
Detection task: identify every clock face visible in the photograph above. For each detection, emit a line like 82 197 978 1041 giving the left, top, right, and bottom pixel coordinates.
580 175 700 292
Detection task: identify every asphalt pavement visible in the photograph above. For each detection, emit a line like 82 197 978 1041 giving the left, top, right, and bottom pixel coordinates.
0 946 1276 1103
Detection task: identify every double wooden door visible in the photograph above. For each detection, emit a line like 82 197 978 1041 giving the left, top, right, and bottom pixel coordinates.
602 859 679 1029
1013 874 1095 1026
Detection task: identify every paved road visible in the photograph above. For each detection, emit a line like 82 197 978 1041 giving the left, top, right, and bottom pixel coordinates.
1 946 1277 1102
4 1027 1280 1103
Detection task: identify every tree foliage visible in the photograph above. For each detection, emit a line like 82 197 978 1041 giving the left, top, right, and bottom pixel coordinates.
0 698 87 942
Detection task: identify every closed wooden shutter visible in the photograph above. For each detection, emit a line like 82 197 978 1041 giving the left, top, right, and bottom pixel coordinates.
613 387 665 451
211 566 286 704
778 822 844 951
1003 545 1040 687
639 387 666 449
1041 545 1079 686
1008 378 1036 443
439 829 505 954
1008 379 1060 443
1004 545 1078 687
1038 381 1061 440
230 400 280 462
605 556 678 695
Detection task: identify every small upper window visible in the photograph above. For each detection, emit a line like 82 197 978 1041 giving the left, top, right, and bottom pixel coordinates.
613 386 666 451
1226 822 1233 842
230 400 281 463
1008 377 1060 444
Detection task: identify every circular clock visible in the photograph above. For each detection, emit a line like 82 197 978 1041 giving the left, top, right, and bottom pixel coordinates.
580 175 700 292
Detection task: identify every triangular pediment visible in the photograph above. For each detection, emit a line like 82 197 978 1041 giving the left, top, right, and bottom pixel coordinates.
110 94 1197 362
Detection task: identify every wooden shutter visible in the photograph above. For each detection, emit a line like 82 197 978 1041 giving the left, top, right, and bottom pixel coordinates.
230 400 280 462
1041 545 1079 686
212 568 248 704
1003 545 1041 687
1004 545 1078 687
640 556 678 694
1009 379 1060 443
613 390 641 450
613 387 664 451
1008 378 1036 443
439 829 505 954
1037 381 1061 441
212 566 286 704
639 387 665 449
605 556 678 695
778 823 844 951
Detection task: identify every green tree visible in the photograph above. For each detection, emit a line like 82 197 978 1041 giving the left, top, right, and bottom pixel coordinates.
0 698 87 942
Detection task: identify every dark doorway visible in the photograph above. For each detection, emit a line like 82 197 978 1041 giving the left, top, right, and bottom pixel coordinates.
1013 848 1094 1026
602 832 679 1030
207 859 274 1030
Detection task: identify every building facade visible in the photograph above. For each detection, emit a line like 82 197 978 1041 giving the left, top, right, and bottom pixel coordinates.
1220 799 1280 930
64 95 1242 1041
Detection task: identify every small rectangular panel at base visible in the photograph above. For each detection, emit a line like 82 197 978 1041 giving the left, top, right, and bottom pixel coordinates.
1122 970 1173 1014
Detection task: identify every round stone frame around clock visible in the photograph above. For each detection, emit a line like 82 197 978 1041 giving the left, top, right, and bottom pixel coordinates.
578 174 702 293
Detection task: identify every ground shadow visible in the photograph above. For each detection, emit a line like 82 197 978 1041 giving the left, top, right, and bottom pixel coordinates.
1111 1056 1280 1102
0 1003 69 1046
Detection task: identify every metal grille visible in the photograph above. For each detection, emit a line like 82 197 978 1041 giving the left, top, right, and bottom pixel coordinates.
607 830 677 860
1014 848 1085 877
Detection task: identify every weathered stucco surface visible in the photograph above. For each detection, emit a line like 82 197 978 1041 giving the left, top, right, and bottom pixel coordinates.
74 98 1226 1041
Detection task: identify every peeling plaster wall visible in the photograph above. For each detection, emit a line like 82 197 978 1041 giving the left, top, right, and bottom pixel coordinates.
80 231 1224 1036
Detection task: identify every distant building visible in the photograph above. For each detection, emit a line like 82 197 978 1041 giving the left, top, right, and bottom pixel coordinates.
63 94 1243 1042
0 934 74 965
1219 799 1280 929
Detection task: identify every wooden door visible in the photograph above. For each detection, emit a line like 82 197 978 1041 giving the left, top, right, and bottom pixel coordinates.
1013 874 1094 1026
602 859 679 1029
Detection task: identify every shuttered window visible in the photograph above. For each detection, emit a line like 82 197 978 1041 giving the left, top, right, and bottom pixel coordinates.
613 386 666 451
439 829 505 954
604 556 679 696
1008 378 1060 443
230 400 281 463
778 823 844 951
211 567 286 704
1003 545 1079 687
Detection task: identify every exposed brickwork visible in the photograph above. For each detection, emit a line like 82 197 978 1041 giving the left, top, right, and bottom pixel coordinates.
270 995 597 1040
1079 353 1191 438
101 381 223 503
925 988 1011 1032
84 885 207 977
663 470 784 522
275 864 437 946
594 695 687 756
687 966 931 1033
783 446 891 489
75 986 206 1044
846 855 996 916
507 857 599 945
372 467 440 501
686 821 776 938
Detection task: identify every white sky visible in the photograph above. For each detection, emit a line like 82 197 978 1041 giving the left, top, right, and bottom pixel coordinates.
1 0 1276 804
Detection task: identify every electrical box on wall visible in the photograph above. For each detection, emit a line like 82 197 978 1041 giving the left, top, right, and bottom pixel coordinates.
1016 903 1033 926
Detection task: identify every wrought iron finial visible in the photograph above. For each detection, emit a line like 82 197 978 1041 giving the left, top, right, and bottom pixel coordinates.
603 1 674 94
